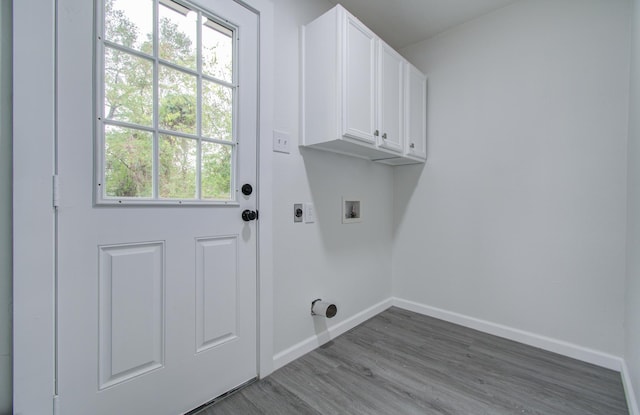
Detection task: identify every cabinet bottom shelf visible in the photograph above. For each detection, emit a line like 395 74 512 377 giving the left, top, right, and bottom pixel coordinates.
373 156 425 166
300 139 425 166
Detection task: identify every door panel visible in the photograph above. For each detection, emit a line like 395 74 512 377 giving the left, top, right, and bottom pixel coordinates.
378 41 404 153
405 63 428 159
98 242 165 390
196 236 239 353
342 14 376 143
56 0 259 414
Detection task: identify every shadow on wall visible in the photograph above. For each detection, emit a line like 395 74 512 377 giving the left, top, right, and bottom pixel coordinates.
391 162 426 239
300 145 427 249
300 146 393 255
296 147 395 321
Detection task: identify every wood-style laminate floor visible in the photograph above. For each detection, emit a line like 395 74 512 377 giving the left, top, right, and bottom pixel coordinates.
197 307 628 415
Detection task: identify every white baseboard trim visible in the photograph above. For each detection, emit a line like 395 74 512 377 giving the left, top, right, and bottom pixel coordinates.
272 298 393 371
622 360 640 415
392 297 622 371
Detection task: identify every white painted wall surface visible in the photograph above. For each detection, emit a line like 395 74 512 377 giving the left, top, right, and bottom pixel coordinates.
395 0 630 356
626 0 640 408
0 1 12 413
271 0 395 356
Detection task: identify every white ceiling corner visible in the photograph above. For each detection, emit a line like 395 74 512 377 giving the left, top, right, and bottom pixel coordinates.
325 0 520 50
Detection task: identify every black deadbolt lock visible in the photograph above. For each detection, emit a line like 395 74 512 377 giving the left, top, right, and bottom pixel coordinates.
241 183 253 196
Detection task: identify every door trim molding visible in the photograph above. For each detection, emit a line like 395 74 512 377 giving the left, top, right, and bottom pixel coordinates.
244 0 275 379
13 1 57 413
12 1 274 413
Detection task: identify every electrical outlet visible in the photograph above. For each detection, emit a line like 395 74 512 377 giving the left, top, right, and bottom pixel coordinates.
273 130 291 154
304 203 315 223
294 203 303 223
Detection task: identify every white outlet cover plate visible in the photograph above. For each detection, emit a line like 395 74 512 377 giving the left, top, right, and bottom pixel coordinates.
304 203 315 223
273 130 291 154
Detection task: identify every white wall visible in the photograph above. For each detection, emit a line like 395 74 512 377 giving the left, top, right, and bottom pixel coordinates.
5 0 634 409
271 0 395 356
0 0 12 413
626 0 640 407
395 0 630 356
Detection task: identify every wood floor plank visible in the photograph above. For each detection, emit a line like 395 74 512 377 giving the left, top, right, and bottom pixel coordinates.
199 377 324 415
199 307 628 415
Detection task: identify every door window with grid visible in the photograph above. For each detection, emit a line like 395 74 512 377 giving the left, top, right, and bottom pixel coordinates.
98 0 237 204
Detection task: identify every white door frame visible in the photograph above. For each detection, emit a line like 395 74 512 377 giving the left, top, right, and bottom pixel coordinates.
12 0 274 413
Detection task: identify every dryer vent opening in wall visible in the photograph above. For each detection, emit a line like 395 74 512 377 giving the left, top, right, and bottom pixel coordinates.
311 299 337 318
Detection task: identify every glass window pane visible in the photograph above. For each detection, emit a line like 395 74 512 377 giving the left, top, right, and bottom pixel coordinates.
159 135 197 199
101 0 238 204
104 125 153 198
159 1 197 70
202 80 232 141
104 47 153 126
159 65 197 135
104 0 153 53
201 142 232 200
202 20 233 82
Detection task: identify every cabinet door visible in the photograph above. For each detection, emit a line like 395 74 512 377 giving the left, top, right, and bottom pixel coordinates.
378 41 404 153
405 63 427 160
342 13 376 144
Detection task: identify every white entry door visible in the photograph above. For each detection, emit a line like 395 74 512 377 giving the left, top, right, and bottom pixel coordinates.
56 0 259 414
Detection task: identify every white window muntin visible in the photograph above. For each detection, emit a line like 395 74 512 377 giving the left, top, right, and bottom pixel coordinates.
95 0 240 205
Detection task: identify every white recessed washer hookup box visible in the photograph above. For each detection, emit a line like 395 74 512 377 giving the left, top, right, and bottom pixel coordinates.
342 197 362 224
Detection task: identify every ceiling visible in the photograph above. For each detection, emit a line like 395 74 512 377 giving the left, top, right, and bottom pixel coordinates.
325 0 520 50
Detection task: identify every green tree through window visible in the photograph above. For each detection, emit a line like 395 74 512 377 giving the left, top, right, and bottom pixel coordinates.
101 0 235 201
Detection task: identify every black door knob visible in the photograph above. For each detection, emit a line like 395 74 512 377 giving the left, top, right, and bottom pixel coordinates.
242 209 258 222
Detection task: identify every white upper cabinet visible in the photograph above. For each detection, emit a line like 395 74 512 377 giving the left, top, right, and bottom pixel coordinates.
378 40 404 153
301 5 426 165
405 63 428 161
